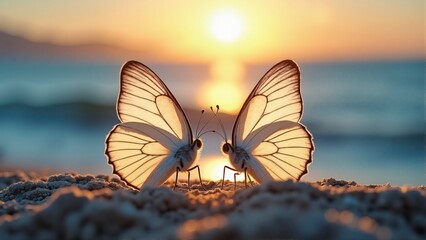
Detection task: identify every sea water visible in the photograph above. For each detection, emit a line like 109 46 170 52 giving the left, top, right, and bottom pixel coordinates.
0 60 424 185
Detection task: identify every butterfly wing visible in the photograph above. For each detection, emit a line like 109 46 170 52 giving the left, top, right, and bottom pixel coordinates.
243 121 313 182
118 61 192 143
233 60 313 182
233 60 303 143
105 61 192 189
105 122 180 188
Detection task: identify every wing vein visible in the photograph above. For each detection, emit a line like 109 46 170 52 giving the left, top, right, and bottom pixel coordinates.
116 155 152 172
270 136 309 143
264 80 297 97
267 88 299 102
109 140 147 144
259 70 297 94
128 161 159 184
121 79 159 97
260 155 297 179
113 132 152 142
155 96 180 139
119 101 160 116
108 148 141 153
120 121 180 148
276 152 307 161
123 72 162 95
258 64 291 93
264 101 300 116
121 155 158 178
111 152 145 162
121 89 155 102
262 161 285 180
131 64 165 92
245 94 268 138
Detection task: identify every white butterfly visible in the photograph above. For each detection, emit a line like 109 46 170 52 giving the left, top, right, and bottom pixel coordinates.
219 60 314 188
105 61 205 190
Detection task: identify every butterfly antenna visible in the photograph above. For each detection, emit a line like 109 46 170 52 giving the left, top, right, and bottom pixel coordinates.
198 130 216 138
195 110 205 138
197 109 216 138
209 130 227 140
213 105 228 142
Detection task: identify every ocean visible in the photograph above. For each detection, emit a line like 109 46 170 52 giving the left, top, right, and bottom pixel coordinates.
0 59 424 185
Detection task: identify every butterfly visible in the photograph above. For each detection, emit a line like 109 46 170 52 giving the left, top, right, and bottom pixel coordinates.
105 61 206 190
218 59 314 188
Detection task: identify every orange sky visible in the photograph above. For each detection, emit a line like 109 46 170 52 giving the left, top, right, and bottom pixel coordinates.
0 0 424 63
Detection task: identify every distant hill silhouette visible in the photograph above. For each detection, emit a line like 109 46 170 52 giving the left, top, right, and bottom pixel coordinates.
0 31 149 62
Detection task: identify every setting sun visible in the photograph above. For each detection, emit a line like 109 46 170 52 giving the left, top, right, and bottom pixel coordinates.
209 9 243 43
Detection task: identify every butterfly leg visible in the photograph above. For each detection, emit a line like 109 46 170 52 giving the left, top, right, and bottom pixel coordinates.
243 168 255 188
187 165 206 191
234 172 240 190
173 167 180 191
247 173 254 187
222 166 239 190
222 166 226 189
187 171 191 190
196 165 207 191
244 168 248 188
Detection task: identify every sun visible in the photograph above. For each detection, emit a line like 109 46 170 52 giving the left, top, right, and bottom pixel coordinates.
209 9 243 43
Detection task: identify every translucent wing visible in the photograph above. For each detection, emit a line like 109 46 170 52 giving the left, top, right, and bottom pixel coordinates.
106 61 194 188
105 122 180 189
232 60 313 182
233 60 302 144
243 121 313 182
118 61 192 143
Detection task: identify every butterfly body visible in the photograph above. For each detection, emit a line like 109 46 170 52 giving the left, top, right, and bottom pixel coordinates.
222 144 248 171
140 139 202 187
174 139 202 170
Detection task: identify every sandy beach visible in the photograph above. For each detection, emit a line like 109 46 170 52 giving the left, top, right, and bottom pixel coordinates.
0 1 424 240
0 171 424 240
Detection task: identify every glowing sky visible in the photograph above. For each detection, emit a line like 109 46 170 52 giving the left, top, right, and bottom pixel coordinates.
0 0 424 63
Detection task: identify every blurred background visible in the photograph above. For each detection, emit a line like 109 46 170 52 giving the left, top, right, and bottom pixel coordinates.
0 0 424 185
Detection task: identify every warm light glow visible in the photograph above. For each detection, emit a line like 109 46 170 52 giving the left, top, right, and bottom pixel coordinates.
209 9 243 43
0 2 423 63
210 60 245 80
198 60 246 114
206 81 244 114
200 156 245 181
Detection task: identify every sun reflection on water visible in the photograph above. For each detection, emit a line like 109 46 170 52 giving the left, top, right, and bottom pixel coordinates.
198 60 247 114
